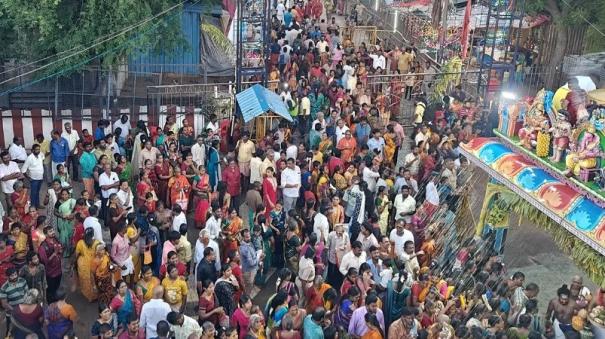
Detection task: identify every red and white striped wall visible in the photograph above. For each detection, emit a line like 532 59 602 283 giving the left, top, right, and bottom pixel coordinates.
0 105 207 149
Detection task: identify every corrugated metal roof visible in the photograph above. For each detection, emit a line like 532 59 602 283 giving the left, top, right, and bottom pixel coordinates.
236 84 293 123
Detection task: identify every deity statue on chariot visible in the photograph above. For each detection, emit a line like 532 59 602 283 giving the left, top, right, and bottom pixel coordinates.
499 86 605 184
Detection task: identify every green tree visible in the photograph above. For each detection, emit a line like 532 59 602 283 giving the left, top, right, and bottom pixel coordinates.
526 0 605 87
0 0 205 74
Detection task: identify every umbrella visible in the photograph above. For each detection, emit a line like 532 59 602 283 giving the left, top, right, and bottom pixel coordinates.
588 88 605 105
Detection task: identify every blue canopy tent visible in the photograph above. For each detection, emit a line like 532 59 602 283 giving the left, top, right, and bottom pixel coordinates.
235 84 293 140
235 84 293 123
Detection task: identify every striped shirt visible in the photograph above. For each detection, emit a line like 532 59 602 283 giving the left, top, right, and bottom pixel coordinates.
0 278 28 306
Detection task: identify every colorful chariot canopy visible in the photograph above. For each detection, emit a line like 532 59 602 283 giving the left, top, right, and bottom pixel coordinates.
460 137 605 256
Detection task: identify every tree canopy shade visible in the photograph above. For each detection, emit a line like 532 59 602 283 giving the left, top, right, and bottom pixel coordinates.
525 0 605 86
0 0 220 75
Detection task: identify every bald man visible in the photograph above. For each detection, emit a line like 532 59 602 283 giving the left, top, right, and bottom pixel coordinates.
140 285 172 338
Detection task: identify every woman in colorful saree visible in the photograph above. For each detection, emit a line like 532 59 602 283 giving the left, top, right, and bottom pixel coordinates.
91 242 115 305
334 285 361 331
75 228 100 302
136 265 161 303
31 215 47 252
222 208 242 262
168 165 191 210
10 180 29 218
115 154 134 191
54 188 75 257
383 127 397 167
8 222 29 269
262 167 278 220
155 153 172 206
45 288 78 339
136 169 155 207
110 279 142 327
193 165 212 228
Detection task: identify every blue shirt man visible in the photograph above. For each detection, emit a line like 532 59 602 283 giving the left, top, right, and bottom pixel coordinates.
284 11 293 28
355 120 371 146
50 132 70 163
303 311 325 339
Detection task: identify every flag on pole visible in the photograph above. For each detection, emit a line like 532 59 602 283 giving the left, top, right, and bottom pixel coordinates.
461 0 472 59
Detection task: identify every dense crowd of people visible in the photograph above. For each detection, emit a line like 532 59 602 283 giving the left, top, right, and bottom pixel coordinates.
0 1 603 339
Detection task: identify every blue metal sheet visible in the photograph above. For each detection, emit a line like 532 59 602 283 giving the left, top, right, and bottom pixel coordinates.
236 84 293 123
128 3 209 75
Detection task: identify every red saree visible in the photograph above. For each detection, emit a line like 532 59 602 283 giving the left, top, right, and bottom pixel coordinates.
262 177 278 219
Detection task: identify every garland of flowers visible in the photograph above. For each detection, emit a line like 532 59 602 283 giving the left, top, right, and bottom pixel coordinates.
429 56 463 104
492 188 605 284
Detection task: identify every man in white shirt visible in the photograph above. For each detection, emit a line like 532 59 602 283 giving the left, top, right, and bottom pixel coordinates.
260 152 277 177
205 209 222 241
335 119 350 144
280 158 301 214
140 285 172 339
286 140 298 161
117 180 134 210
84 205 104 243
339 241 367 276
425 172 440 206
61 122 80 180
313 207 330 243
414 125 428 147
276 1 286 22
8 137 27 164
167 311 202 339
113 114 131 139
98 163 120 219
249 151 263 184
316 36 329 54
366 130 385 155
362 163 380 192
403 146 420 178
357 223 379 256
311 112 327 131
190 136 206 167
206 114 219 134
0 151 24 208
172 205 187 232
393 185 416 223
369 51 386 70
21 144 45 209
194 229 221 274
389 219 415 260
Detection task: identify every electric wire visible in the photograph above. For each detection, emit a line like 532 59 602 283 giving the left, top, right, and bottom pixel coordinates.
559 0 605 37
0 0 203 97
0 0 193 86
